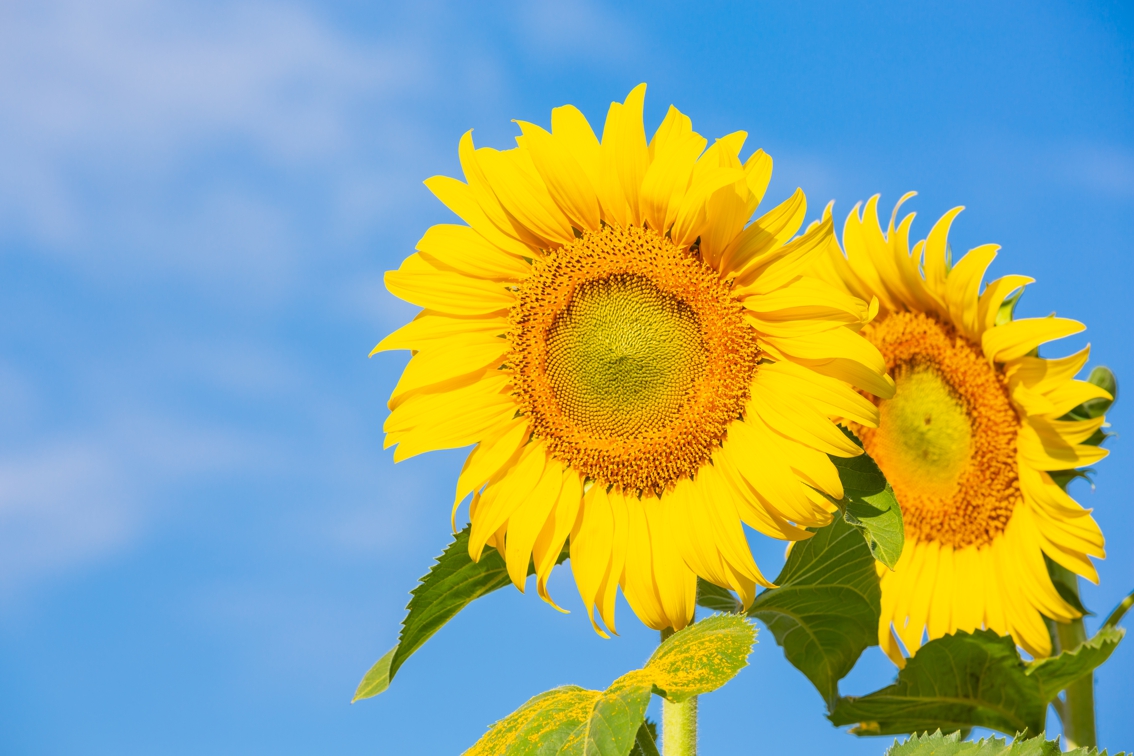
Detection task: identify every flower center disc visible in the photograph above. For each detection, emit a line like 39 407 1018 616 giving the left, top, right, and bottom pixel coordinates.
510 225 759 494
545 274 705 437
856 311 1021 548
878 365 973 499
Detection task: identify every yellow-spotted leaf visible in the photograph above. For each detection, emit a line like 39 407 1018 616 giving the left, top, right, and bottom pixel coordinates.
644 615 757 703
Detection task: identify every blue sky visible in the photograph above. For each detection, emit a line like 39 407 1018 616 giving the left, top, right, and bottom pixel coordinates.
1 1 1131 753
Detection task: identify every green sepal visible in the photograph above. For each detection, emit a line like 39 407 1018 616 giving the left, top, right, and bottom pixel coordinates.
995 287 1025 327
463 616 755 756
829 427 905 569
695 578 743 615
886 729 1123 756
1103 588 1134 629
831 623 1125 737
1067 366 1116 422
353 527 568 702
1045 555 1090 616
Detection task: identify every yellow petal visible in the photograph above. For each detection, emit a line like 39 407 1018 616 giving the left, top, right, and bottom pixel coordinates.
719 188 806 276
475 146 576 246
599 84 649 227
504 458 566 589
385 254 515 315
388 333 508 406
371 311 507 355
763 327 894 400
384 372 515 460
620 494 669 630
516 120 601 232
453 417 530 515
423 175 533 258
976 274 1033 332
468 440 547 561
944 243 999 340
571 484 617 636
921 206 964 298
533 471 584 609
417 223 532 281
982 317 1086 363
551 104 603 190
638 105 705 233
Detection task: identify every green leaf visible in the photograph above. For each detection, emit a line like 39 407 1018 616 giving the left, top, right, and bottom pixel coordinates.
695 578 742 615
832 623 1127 738
829 428 905 569
830 630 1044 737
746 516 881 709
464 617 757 755
629 720 659 756
885 729 1122 756
353 527 568 702
351 647 395 704
1026 625 1125 702
645 615 757 703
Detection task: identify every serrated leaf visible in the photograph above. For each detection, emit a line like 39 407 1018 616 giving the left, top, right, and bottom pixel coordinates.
832 622 1126 738
353 527 568 702
830 630 1044 737
465 618 757 755
885 729 1121 756
745 516 880 709
1026 626 1125 702
645 615 756 703
829 428 905 569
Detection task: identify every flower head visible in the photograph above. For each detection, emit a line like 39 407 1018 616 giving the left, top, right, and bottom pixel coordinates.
376 85 892 633
812 194 1109 660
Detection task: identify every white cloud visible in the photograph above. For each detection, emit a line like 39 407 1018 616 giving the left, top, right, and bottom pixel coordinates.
513 0 639 63
0 442 133 599
0 0 431 281
0 404 277 604
1062 143 1134 198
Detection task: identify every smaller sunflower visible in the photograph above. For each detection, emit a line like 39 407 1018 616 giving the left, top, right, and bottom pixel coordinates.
812 194 1110 661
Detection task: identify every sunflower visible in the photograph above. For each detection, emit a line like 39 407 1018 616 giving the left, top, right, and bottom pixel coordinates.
812 194 1109 660
374 85 893 634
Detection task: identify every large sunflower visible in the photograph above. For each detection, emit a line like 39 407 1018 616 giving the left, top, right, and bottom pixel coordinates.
813 194 1109 660
375 85 893 634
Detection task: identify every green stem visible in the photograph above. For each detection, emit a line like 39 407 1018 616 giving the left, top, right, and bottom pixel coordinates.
1049 581 1096 750
660 628 697 756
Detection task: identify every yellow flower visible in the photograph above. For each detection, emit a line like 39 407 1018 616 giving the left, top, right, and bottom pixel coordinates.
813 194 1110 660
375 85 892 634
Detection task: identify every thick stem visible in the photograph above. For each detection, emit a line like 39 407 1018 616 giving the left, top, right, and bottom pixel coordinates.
1055 616 1096 750
660 628 697 756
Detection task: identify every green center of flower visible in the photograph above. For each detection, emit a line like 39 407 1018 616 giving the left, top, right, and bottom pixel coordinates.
876 362 973 501
544 273 706 438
